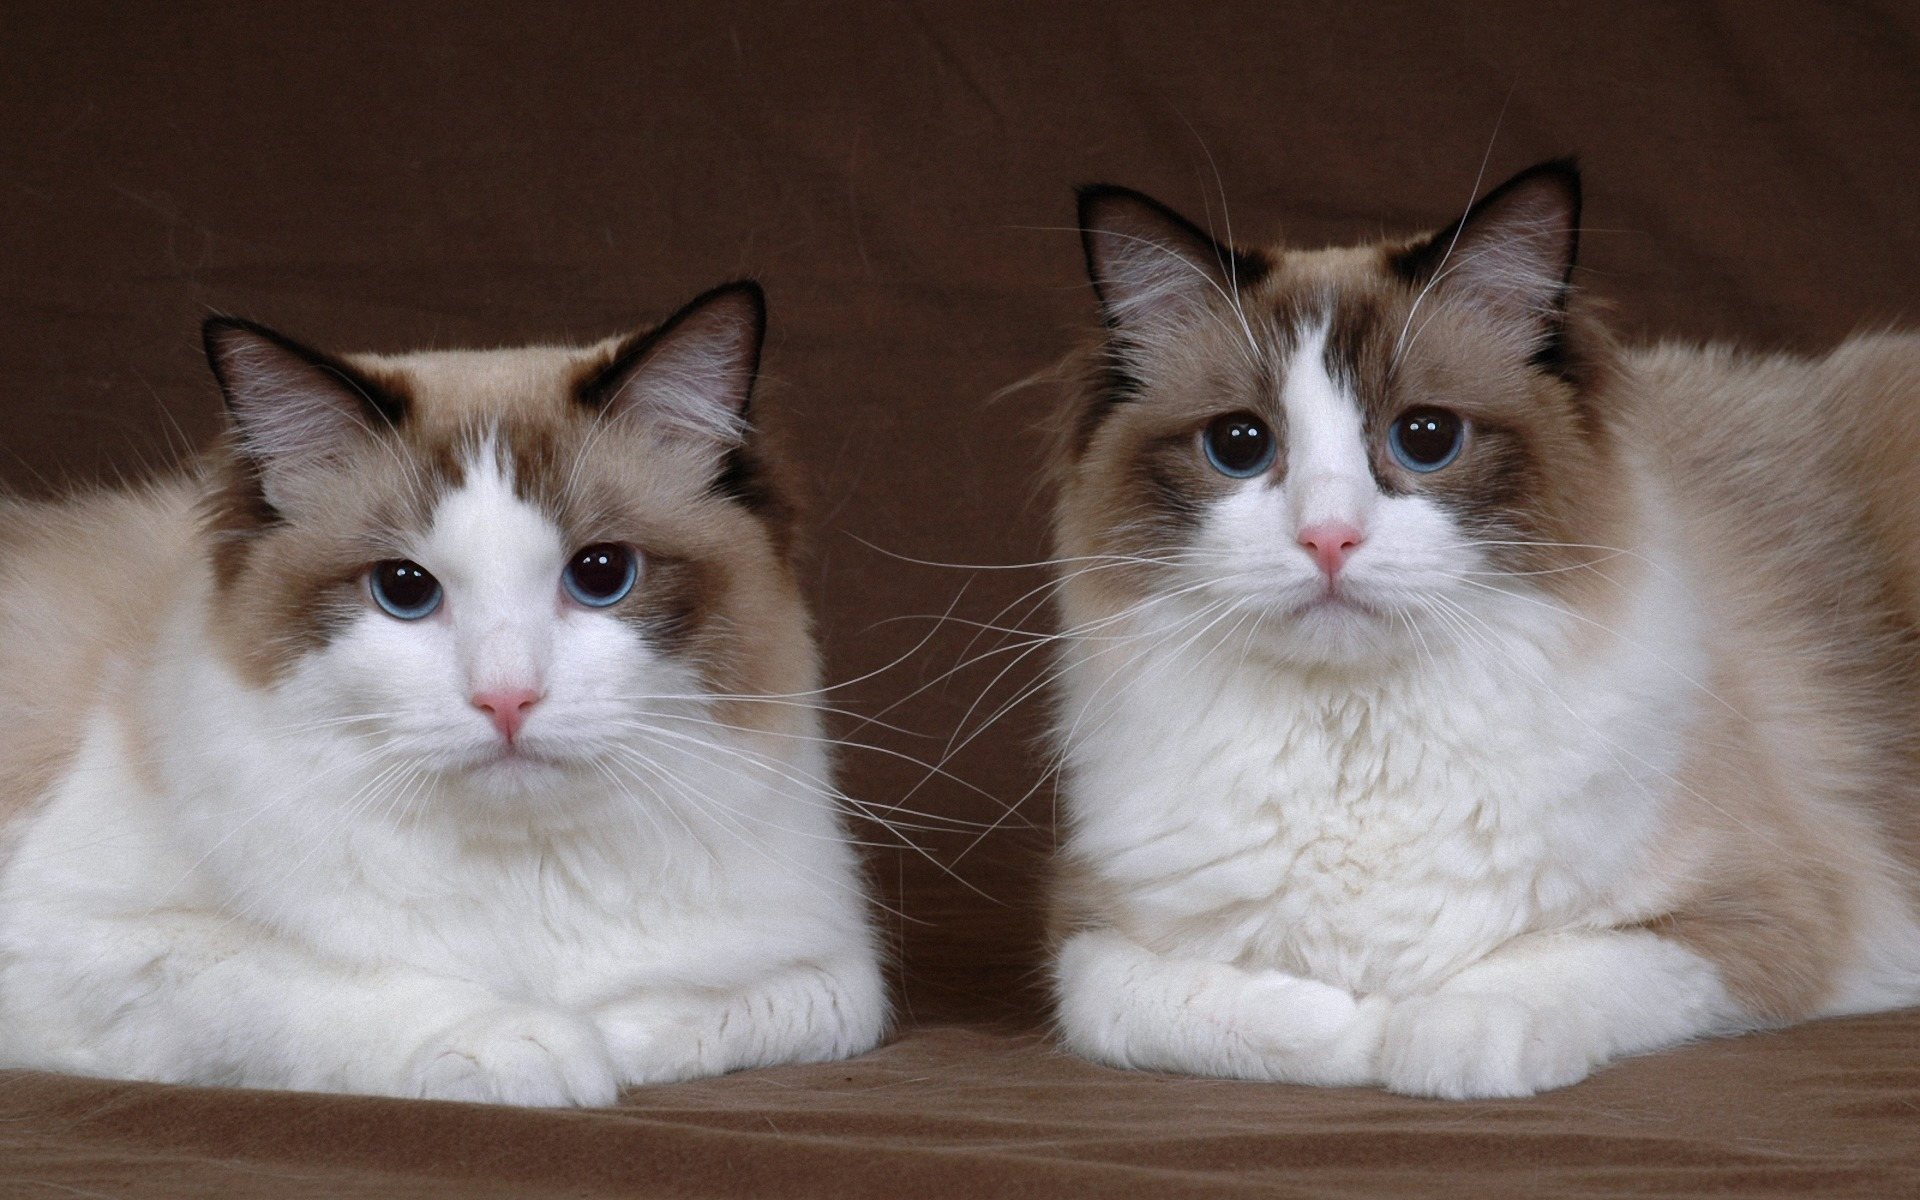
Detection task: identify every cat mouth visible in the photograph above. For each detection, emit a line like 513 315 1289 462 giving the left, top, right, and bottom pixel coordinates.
464 743 568 773
1288 587 1380 619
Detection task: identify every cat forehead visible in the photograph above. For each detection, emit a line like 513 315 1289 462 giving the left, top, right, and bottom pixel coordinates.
420 447 567 579
346 339 623 432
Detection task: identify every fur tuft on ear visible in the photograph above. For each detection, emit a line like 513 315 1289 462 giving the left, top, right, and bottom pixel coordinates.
583 280 766 447
1392 158 1582 357
1077 185 1263 336
202 317 404 498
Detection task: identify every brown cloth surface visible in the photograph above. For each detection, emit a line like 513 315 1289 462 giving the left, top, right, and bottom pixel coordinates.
2 1 1917 1195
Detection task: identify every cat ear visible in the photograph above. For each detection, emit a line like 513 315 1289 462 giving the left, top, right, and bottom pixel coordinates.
1078 185 1259 335
203 317 405 491
1394 158 1582 352
584 280 765 446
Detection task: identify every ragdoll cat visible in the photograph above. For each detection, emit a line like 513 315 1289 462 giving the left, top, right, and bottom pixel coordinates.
0 282 887 1105
1046 160 1920 1098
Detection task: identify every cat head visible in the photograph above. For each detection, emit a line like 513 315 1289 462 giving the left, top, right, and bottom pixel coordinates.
1055 160 1630 667
201 281 813 806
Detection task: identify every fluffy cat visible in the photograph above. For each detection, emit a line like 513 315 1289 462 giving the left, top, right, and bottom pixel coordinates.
1045 160 1920 1098
0 282 887 1105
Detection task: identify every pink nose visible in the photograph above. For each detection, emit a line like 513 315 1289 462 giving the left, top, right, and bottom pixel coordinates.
1298 522 1364 578
472 687 541 742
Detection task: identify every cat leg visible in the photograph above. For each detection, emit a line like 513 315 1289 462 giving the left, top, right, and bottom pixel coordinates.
1052 928 1386 1083
594 953 889 1085
1378 927 1744 1099
4 911 618 1106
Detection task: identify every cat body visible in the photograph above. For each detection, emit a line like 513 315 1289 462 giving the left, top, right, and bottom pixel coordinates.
1048 164 1920 1097
0 285 887 1105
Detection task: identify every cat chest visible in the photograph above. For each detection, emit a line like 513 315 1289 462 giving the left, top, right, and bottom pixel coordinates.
289 865 765 1004
1070 680 1652 992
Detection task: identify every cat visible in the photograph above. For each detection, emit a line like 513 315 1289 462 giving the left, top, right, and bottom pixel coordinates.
1045 159 1920 1098
0 281 888 1105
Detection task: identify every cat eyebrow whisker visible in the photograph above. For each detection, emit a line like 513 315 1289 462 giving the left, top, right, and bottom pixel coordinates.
1392 95 1513 371
1018 223 1267 373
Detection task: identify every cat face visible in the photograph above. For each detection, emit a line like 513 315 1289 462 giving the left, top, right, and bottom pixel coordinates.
1057 162 1629 666
201 283 814 804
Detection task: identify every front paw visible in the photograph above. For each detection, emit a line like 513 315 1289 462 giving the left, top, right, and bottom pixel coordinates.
1220 971 1388 1085
1380 992 1603 1099
595 997 711 1085
408 1006 619 1107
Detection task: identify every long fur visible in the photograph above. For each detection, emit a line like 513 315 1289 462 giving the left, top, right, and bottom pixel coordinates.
1047 166 1920 1098
0 291 888 1105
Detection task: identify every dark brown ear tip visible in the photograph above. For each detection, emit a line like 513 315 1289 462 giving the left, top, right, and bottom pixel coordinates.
1501 157 1582 207
710 277 765 307
1076 183 1177 233
202 314 257 356
200 314 298 361
1076 183 1128 222
688 278 767 339
201 314 266 390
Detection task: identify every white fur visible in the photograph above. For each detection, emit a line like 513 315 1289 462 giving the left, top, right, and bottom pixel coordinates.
0 449 885 1104
1053 327 1762 1097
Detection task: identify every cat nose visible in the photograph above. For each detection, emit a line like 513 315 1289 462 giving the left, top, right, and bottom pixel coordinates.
1297 522 1364 578
472 687 542 742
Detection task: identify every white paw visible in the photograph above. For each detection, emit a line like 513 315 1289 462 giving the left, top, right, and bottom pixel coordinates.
1216 970 1387 1085
1230 972 1364 1052
597 999 710 1086
1380 992 1603 1099
408 1006 619 1107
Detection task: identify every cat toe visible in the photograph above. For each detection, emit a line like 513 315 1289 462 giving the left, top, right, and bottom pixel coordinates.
1232 972 1362 1052
409 1006 619 1107
1380 992 1602 1099
597 1002 709 1086
1223 974 1387 1085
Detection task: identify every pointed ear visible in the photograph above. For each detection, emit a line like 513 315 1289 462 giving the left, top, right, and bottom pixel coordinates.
583 280 765 446
203 317 405 497
1078 185 1261 335
1393 158 1582 352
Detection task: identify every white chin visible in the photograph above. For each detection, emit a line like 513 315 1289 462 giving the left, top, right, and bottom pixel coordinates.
456 749 574 793
1257 596 1403 662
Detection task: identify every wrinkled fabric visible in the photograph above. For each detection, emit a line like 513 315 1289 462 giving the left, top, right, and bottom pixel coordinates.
2 1 1916 1195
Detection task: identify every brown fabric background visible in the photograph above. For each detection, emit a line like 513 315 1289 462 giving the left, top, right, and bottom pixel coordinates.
3 1 1917 1195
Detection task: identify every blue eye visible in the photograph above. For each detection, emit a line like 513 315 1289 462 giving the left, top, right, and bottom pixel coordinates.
1202 412 1277 478
1388 408 1465 472
368 560 442 620
563 543 638 607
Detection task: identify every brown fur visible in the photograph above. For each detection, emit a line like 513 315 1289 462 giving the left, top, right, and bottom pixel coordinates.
1049 190 1920 1027
0 312 816 859
1625 335 1920 1019
0 481 205 840
1052 245 1633 624
196 335 816 738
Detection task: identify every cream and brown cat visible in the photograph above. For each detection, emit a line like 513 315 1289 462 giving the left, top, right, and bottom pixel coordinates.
0 284 887 1104
1048 161 1920 1097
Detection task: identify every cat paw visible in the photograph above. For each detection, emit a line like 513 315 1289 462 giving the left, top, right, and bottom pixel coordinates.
407 1006 619 1107
1222 972 1388 1085
1379 992 1603 1099
596 999 709 1085
1230 972 1364 1051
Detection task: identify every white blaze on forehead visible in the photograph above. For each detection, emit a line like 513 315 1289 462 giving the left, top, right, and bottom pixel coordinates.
1282 321 1376 531
422 443 564 591
417 442 568 692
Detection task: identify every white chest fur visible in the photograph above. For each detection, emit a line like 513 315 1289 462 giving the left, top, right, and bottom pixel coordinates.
1056 577 1705 997
0 613 868 1042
